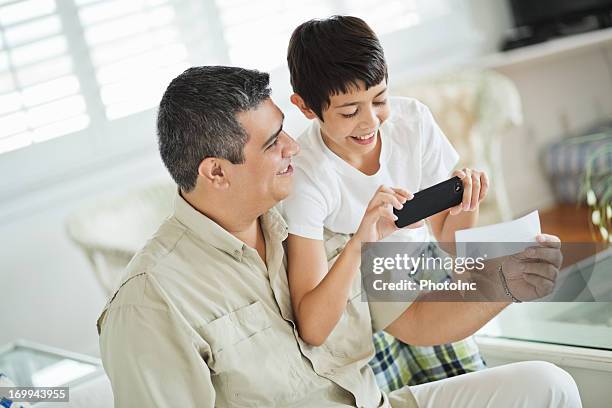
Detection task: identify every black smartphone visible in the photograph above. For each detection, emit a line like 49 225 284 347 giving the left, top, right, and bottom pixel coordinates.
393 176 464 228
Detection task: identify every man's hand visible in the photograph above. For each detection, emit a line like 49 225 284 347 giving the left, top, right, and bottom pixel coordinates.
352 185 421 245
502 234 563 301
449 168 489 216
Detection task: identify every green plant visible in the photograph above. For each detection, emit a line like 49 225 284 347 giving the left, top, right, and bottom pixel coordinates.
582 142 612 244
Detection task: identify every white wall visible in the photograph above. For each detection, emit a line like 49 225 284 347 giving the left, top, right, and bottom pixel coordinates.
494 45 612 216
469 0 513 53
0 149 171 354
465 1 612 216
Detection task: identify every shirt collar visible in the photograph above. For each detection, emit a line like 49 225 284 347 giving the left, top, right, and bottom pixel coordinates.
262 204 289 242
173 191 288 260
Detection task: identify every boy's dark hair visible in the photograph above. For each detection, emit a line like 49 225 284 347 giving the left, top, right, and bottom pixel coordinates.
157 66 271 192
287 15 388 120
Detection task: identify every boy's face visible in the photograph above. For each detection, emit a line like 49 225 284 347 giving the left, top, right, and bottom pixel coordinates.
319 79 389 159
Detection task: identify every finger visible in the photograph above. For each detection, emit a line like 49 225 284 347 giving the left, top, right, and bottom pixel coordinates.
523 247 563 269
449 204 462 216
523 273 555 298
368 191 402 210
390 187 413 201
452 169 467 179
461 168 472 210
378 185 396 195
374 192 404 210
406 220 425 229
535 234 562 248
470 171 480 211
364 203 397 224
522 262 558 282
376 204 398 223
479 172 489 202
370 185 388 207
378 186 408 205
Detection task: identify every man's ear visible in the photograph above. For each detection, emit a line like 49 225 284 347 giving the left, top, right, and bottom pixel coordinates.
290 93 317 120
197 158 230 189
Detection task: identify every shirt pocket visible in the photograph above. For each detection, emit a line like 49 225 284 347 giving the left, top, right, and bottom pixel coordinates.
204 301 271 354
200 301 309 407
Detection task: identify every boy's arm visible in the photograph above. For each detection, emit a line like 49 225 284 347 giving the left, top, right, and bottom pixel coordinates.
287 234 362 346
287 185 410 346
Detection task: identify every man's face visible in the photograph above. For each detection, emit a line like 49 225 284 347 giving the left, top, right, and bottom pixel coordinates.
230 98 300 209
319 80 390 159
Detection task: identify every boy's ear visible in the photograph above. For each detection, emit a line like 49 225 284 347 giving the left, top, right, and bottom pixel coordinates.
290 93 317 120
197 158 230 189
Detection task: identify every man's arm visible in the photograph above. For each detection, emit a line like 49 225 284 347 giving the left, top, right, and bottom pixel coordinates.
385 297 509 346
384 258 509 346
383 235 562 346
99 305 216 407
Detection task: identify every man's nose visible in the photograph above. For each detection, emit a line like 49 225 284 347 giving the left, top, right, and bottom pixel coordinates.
283 133 300 157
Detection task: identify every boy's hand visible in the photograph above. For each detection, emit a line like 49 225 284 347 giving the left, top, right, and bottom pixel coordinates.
352 185 423 245
449 168 489 216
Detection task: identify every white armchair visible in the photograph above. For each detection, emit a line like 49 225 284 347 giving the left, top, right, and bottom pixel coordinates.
392 70 523 225
66 183 175 295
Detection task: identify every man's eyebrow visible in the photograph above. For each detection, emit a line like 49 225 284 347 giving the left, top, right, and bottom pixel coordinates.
334 87 388 108
262 113 285 149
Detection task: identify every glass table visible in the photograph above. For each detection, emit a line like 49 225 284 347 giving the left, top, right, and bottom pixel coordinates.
477 247 612 350
475 247 612 408
0 340 104 399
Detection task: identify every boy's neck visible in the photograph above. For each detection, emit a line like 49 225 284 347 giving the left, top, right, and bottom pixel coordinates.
321 129 382 176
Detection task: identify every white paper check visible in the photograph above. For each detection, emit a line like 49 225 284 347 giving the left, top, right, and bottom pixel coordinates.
455 210 542 259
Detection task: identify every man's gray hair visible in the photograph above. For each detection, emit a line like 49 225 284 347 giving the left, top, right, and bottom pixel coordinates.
157 66 271 192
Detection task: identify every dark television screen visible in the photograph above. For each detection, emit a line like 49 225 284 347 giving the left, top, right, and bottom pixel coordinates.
510 0 612 27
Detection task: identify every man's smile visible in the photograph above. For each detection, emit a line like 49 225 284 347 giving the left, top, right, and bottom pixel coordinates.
277 162 293 176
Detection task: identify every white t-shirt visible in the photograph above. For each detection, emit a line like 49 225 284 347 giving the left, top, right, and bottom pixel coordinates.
282 97 459 242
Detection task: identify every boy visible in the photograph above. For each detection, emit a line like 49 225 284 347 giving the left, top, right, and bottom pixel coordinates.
283 15 487 391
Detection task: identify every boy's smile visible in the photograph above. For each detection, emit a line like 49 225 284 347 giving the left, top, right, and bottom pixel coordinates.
349 129 377 145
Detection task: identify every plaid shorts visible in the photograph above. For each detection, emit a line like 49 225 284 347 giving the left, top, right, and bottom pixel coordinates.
369 331 486 393
322 230 487 393
367 242 486 392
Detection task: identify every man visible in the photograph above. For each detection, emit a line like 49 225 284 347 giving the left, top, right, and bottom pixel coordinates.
97 66 581 407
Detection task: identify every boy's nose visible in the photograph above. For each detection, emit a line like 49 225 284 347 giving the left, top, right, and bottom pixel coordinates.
360 108 378 129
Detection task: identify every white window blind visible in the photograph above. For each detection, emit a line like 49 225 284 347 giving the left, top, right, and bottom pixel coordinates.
0 0 88 154
76 0 190 120
214 0 333 71
214 0 449 71
0 0 458 158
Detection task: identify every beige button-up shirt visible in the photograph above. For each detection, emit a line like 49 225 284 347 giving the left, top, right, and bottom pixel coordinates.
97 193 417 407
